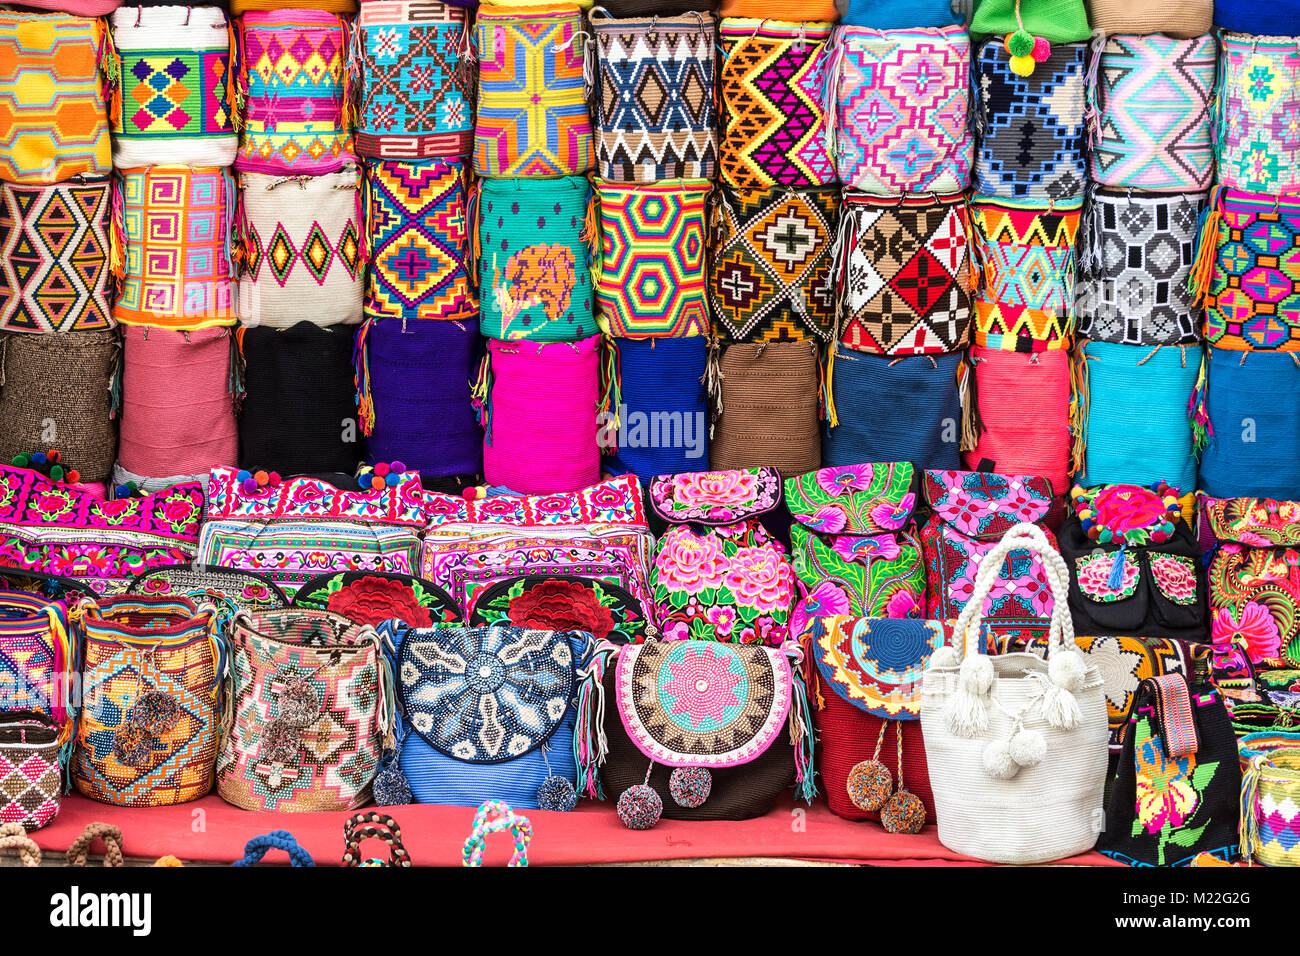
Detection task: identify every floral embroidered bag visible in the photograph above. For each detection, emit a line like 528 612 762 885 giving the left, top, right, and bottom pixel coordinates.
469 575 650 646
649 468 796 645
1099 673 1241 867
783 463 925 638
920 469 1057 638
290 571 460 629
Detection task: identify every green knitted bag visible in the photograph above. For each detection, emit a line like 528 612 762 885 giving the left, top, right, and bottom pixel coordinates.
970 0 1091 43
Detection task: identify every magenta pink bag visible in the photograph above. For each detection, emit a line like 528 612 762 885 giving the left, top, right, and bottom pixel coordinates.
482 335 601 494
17 1 121 15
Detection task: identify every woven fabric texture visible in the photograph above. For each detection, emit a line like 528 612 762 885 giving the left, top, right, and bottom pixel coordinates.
1217 33 1300 195
1199 349 1300 500
710 339 820 477
607 335 710 480
1086 0 1212 37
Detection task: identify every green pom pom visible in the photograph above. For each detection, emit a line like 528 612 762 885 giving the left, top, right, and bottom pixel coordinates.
49 464 64 481
1007 29 1034 58
11 454 29 467
1099 528 1113 544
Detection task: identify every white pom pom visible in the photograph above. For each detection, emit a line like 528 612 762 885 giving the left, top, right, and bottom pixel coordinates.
958 654 995 695
1041 685 1081 730
982 738 1018 779
1048 648 1086 692
943 688 989 738
1009 728 1046 767
929 645 961 670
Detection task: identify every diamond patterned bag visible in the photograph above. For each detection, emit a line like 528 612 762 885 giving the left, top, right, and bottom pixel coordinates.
0 711 62 831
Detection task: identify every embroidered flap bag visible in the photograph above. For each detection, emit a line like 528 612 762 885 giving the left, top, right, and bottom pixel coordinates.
126 566 289 615
919 469 1057 637
469 574 650 645
72 595 223 807
217 608 393 812
784 463 925 638
291 571 460 628
0 710 64 831
386 622 589 810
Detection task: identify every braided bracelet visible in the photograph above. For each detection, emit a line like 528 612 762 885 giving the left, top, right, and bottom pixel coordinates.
342 811 412 867
231 830 315 867
66 822 124 867
462 800 532 867
0 822 41 867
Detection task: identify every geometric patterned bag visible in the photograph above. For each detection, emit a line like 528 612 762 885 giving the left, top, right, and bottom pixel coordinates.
1217 32 1300 195
1241 748 1300 867
0 590 74 729
0 711 63 831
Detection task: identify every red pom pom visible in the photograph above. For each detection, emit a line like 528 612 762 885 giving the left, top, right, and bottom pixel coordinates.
375 462 390 477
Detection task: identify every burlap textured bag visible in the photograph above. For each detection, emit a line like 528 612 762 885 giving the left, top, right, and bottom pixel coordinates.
710 340 820 477
1087 0 1212 38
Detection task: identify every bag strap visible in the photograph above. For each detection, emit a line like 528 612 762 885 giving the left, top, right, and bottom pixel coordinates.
1145 673 1199 759
462 800 531 867
231 830 315 867
342 811 412 867
0 822 41 867
66 822 124 867
949 522 1072 661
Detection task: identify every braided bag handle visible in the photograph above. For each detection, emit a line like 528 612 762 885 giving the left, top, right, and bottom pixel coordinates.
231 830 315 867
463 800 532 867
66 822 124 867
0 821 41 867
342 811 412 867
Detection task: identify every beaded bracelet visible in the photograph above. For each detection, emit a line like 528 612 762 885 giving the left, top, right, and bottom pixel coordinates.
342 811 413 867
462 800 532 867
231 830 315 867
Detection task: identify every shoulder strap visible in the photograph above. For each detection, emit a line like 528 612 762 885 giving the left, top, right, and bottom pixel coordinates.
1146 673 1199 759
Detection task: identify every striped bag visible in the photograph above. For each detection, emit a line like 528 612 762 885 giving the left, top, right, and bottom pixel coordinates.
595 179 710 338
109 5 237 168
591 11 717 183
473 3 593 178
354 0 474 160
709 339 821 478
1217 33 1300 195
607 336 710 481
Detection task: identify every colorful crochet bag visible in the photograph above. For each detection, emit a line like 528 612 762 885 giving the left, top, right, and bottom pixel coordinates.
717 18 835 190
709 339 821 478
1058 483 1208 643
0 11 113 184
474 176 597 341
606 335 710 481
969 0 1092 45
591 10 717 183
0 590 74 731
649 467 795 644
840 0 959 27
1193 188 1300 353
0 178 113 334
595 179 710 338
829 25 973 196
822 348 963 471
719 0 837 16
970 195 1080 352
362 158 477 323
1217 32 1300 195
709 184 840 344
919 469 1057 635
291 570 460 628
236 166 364 328
1086 0 1212 37
835 192 971 355
127 566 290 615
973 37 1087 202
469 574 651 645
196 466 427 598
1077 188 1204 346
354 0 474 160
72 594 223 806
803 614 954 824
109 5 237 168
0 466 204 597
588 637 814 820
784 463 925 638
0 711 63 830
385 621 590 809
0 330 118 483
473 3 594 178
217 608 393 811
1241 749 1300 866
1087 34 1216 193
111 165 239 330
1100 673 1242 866
236 10 354 175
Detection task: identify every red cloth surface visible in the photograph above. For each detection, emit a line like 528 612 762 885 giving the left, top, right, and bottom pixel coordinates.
32 794 1121 866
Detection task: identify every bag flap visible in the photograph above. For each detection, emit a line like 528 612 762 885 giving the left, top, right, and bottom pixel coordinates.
1071 482 1183 546
469 575 649 646
785 462 915 535
397 624 577 763
923 470 1053 538
613 639 792 768
128 566 289 612
291 571 461 629
423 475 648 529
204 466 427 528
806 615 952 719
649 468 782 526
1205 497 1300 547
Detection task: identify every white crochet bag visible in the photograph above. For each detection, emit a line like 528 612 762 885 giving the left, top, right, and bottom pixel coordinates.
921 522 1109 864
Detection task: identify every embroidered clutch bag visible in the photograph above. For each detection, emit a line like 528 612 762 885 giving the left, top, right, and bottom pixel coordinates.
291 571 460 629
469 575 650 645
127 566 289 615
785 462 916 535
648 467 782 526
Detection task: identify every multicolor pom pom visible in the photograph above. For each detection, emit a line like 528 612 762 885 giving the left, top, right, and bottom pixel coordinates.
668 766 711 808
261 718 302 764
236 468 281 496
12 449 80 485
616 784 663 830
846 759 893 812
127 691 181 735
112 722 153 767
277 676 321 728
358 461 407 490
537 775 579 812
880 789 926 834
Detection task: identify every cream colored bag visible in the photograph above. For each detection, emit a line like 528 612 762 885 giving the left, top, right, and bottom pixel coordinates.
921 523 1109 864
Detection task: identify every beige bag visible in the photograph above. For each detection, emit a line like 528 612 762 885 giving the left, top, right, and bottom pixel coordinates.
1087 0 1213 38
921 523 1109 864
709 340 820 478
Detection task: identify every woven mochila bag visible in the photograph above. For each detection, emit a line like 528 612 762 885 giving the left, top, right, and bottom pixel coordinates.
109 5 237 168
353 0 475 160
1086 0 1212 38
0 177 114 335
0 11 113 184
784 462 925 638
72 594 224 807
0 590 75 739
590 9 717 183
0 711 63 831
1216 32 1300 195
217 607 394 812
709 184 840 344
473 3 594 178
0 330 118 482
236 9 354 175
580 636 816 823
709 339 821 478
236 167 364 328
606 336 710 481
1086 33 1216 193
1241 749 1300 866
921 523 1110 864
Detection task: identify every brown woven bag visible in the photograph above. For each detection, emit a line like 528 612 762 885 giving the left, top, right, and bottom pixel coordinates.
1087 0 1212 37
0 330 118 481
710 339 820 478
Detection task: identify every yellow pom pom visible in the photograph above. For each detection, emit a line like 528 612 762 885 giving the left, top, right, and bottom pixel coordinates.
1009 54 1035 77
